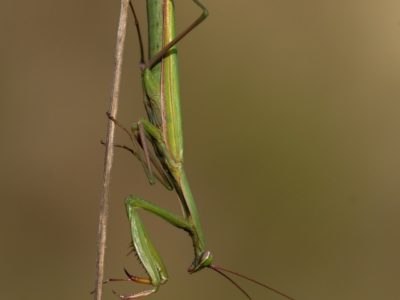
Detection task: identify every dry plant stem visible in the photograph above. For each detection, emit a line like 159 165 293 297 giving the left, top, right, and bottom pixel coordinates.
94 1 130 300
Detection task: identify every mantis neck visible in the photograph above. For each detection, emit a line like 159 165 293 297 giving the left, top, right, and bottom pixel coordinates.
174 167 206 257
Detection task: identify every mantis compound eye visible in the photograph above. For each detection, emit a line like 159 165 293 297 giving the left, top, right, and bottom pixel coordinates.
188 251 213 273
199 251 213 267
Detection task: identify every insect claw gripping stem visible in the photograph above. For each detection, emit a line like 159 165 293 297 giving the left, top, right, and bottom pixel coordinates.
100 140 136 156
106 111 135 142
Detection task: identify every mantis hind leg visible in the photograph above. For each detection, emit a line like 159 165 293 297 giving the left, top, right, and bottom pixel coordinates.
144 0 209 69
128 0 208 70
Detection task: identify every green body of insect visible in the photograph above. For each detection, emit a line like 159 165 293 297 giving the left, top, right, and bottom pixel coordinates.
109 1 295 300
110 0 210 298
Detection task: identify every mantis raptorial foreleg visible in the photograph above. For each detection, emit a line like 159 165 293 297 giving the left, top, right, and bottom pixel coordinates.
113 288 157 300
108 196 193 299
126 197 192 232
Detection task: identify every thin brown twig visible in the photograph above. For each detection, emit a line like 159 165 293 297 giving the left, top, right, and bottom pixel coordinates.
94 1 130 300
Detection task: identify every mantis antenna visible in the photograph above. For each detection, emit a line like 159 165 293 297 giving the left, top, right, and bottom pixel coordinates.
209 264 296 300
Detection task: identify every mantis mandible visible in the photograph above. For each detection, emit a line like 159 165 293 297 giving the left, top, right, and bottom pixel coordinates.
106 1 295 299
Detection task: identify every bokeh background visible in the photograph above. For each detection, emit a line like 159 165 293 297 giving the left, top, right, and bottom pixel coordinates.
1 0 400 299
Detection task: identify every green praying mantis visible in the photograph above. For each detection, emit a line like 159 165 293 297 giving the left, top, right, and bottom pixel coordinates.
105 1 295 299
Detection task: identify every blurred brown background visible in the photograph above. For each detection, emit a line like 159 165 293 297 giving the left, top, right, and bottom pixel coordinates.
1 0 400 299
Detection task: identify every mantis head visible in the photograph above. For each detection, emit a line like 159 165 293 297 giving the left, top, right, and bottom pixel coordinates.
188 250 213 273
